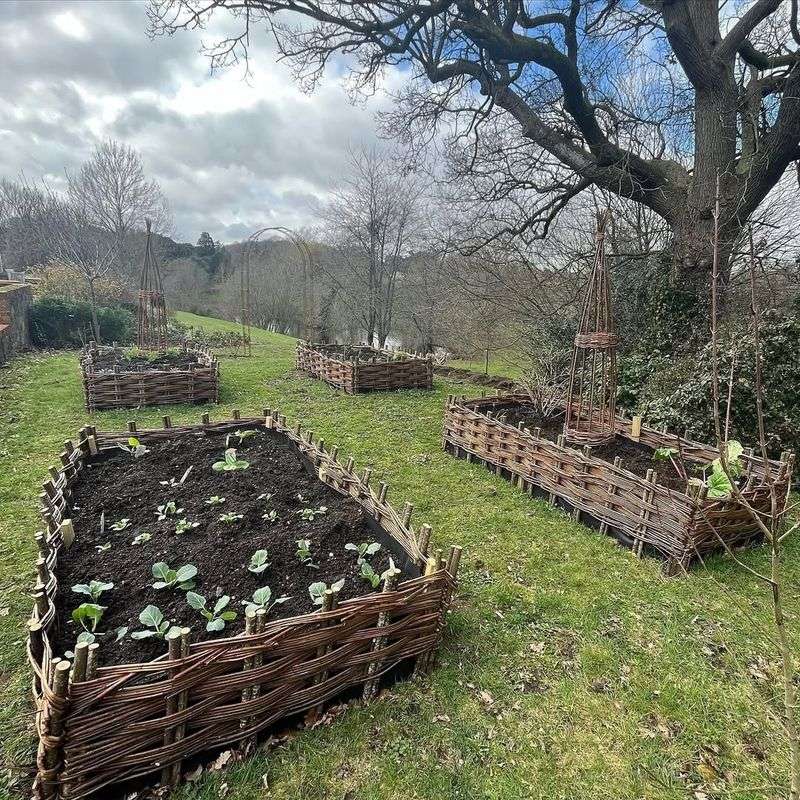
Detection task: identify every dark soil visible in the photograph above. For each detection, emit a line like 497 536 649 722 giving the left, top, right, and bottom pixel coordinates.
88 349 201 372
434 365 518 391
494 403 688 491
316 345 394 363
52 427 412 666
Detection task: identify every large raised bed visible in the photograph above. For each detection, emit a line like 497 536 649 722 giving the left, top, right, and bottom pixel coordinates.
28 410 459 799
80 343 219 411
443 393 793 571
296 342 433 393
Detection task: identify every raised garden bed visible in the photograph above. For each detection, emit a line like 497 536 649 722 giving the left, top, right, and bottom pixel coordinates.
296 342 433 393
80 343 219 411
28 411 459 799
443 393 793 571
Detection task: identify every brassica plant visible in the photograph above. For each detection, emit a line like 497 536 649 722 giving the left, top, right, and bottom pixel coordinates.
72 579 114 602
132 532 152 545
345 541 381 564
205 495 226 506
297 506 327 522
130 605 180 640
118 436 149 458
296 538 318 568
186 592 237 632
248 549 271 574
175 518 200 535
219 512 243 523
151 562 197 591
156 500 183 521
72 602 105 632
242 586 290 617
308 579 345 605
212 448 250 472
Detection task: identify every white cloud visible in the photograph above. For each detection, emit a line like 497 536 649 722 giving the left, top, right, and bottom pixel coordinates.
1 0 400 243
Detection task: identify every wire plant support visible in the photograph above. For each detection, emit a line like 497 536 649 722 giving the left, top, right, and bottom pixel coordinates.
564 210 618 446
136 219 168 351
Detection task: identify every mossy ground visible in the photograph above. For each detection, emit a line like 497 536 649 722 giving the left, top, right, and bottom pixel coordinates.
1 311 798 799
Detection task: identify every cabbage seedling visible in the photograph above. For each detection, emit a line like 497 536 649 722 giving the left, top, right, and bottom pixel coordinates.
308 578 345 605
262 509 278 523
72 579 114 602
175 518 200 535
361 558 399 589
242 586 290 617
248 549 271 574
186 592 237 632
118 436 149 458
219 512 243 523
156 500 183 521
72 603 105 632
205 495 226 506
151 562 197 591
130 605 180 640
109 518 131 532
345 541 381 564
212 448 250 472
297 506 327 522
296 539 318 568
132 532 152 545
226 429 257 448
95 542 111 553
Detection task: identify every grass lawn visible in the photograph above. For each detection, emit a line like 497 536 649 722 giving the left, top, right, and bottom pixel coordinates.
1 312 798 800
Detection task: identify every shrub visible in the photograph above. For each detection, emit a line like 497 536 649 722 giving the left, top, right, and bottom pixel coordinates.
29 298 134 348
635 311 800 456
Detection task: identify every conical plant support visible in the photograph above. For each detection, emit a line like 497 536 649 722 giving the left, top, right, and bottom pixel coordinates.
136 219 168 351
564 211 618 446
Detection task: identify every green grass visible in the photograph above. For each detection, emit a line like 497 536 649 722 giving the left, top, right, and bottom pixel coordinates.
1 313 799 799
449 351 524 379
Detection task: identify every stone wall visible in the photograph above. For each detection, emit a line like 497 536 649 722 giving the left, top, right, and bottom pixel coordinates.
0 282 32 365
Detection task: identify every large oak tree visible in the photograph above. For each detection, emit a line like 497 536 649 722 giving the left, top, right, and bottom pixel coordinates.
149 0 800 335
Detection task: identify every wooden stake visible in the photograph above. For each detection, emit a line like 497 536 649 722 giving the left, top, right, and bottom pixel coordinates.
167 628 191 785
162 627 183 785
314 589 339 718
61 519 75 549
363 567 401 701
72 641 89 683
631 416 642 441
41 660 71 800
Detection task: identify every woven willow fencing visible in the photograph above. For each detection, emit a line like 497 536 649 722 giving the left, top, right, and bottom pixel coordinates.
296 342 433 393
80 343 219 411
29 411 460 800
443 393 793 571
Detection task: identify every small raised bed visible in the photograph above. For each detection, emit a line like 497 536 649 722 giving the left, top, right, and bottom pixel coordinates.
80 343 219 412
29 410 459 799
296 342 433 393
443 393 793 571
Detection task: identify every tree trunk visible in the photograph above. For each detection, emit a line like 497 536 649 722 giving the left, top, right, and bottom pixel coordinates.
87 277 102 344
656 208 739 346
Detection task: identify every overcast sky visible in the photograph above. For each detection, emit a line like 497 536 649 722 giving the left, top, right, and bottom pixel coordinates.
0 0 401 243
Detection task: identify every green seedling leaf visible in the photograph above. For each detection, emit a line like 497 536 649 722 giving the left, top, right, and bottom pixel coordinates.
109 518 131 532
72 580 114 602
212 448 250 472
248 549 270 574
72 602 105 632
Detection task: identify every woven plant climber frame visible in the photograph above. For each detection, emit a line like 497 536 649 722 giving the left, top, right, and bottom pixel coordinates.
136 219 168 351
442 393 793 572
296 342 433 393
28 410 460 800
564 210 618 446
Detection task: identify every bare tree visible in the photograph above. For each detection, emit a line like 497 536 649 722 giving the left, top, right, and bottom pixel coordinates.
30 184 116 342
318 146 423 347
67 140 171 273
149 0 800 337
